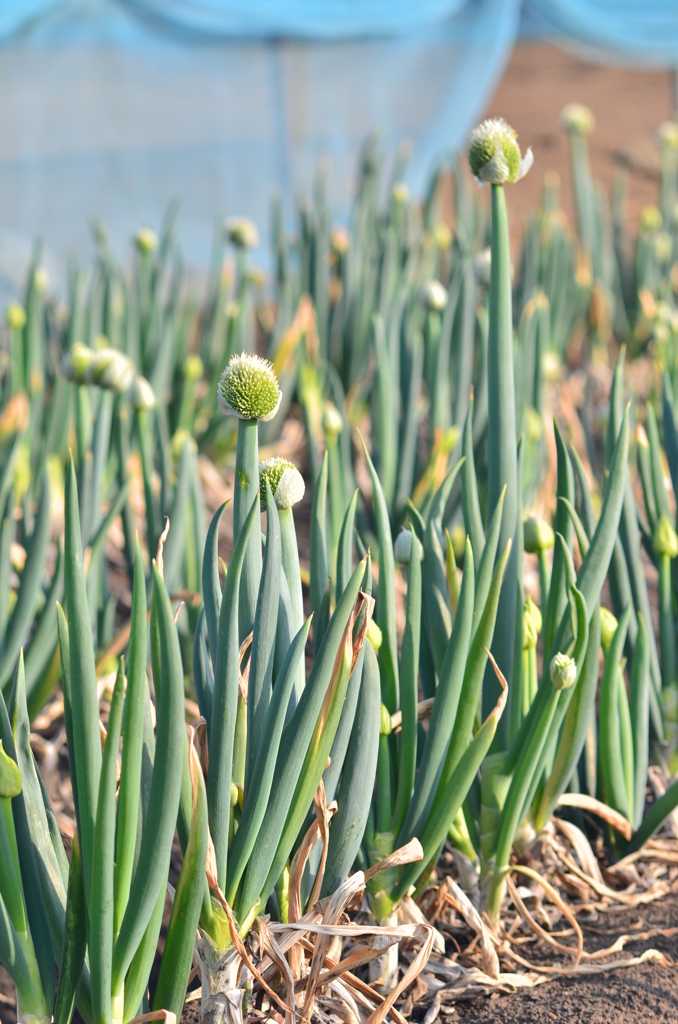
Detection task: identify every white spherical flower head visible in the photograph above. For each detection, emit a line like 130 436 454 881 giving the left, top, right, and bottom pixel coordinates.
322 402 344 440
34 267 49 293
468 118 533 185
560 103 595 136
419 280 448 312
473 247 492 284
218 353 282 422
549 652 577 691
225 217 260 250
61 342 135 393
132 375 156 410
259 456 305 510
91 347 136 392
135 227 158 254
61 341 94 382
391 182 410 207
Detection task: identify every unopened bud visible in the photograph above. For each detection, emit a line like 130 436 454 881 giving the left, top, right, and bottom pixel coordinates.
225 217 259 250
0 741 22 798
599 607 618 652
367 619 382 652
469 117 533 184
560 103 595 135
653 514 678 559
259 456 305 510
640 206 662 233
379 703 392 737
135 227 158 254
394 529 423 564
419 279 448 312
523 596 542 650
321 402 343 440
550 652 577 691
132 375 156 410
523 515 555 554
6 303 26 329
183 354 204 381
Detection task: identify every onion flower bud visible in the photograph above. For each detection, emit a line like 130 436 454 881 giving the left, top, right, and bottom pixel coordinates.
258 456 305 511
218 352 282 422
549 652 577 691
468 118 533 184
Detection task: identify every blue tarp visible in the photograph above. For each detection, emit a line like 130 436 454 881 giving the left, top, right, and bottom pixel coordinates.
0 0 675 297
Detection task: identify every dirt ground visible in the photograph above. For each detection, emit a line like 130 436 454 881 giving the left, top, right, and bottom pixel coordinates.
451 895 678 1024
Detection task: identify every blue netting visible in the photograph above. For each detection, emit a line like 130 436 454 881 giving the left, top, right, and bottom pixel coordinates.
0 0 674 300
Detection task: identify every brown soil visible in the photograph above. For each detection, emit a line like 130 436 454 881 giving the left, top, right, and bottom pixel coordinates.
449 895 678 1023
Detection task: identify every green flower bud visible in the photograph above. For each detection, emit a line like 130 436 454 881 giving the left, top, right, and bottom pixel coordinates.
135 227 158 253
171 428 196 465
394 529 424 564
473 247 492 284
379 703 392 736
523 515 555 554
661 684 678 725
655 231 673 264
451 525 466 564
321 402 343 440
218 352 282 421
418 280 448 312
6 302 26 329
640 205 662 233
61 342 135 392
560 103 595 135
367 619 382 652
659 121 678 149
468 118 533 185
522 596 542 650
258 456 305 510
434 223 452 251
653 514 678 559
183 353 204 381
599 607 618 653
34 267 49 293
550 652 577 691
90 347 136 392
524 406 543 443
391 182 410 207
225 217 259 250
65 341 95 379
13 441 31 503
132 374 156 410
0 741 21 798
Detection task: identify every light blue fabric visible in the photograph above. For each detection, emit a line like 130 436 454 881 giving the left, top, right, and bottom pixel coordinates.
118 0 470 40
526 0 678 67
0 0 674 302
